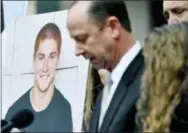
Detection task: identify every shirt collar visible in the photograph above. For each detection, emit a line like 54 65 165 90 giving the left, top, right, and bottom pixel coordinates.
110 41 142 84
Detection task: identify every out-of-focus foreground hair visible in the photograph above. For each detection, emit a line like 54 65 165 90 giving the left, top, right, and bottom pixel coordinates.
83 63 103 131
136 22 188 132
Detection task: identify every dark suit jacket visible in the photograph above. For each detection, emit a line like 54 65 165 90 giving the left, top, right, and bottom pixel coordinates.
170 92 188 132
89 51 144 132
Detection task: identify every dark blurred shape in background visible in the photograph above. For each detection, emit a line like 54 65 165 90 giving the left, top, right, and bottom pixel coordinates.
1 0 4 33
36 1 60 14
150 0 167 28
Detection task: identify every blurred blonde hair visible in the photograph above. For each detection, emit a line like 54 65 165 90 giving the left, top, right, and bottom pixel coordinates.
136 22 188 132
83 63 103 130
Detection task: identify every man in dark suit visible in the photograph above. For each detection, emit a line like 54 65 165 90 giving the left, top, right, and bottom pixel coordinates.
66 1 144 132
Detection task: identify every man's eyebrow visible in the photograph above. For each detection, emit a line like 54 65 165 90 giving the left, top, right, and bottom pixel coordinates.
50 52 58 55
70 31 86 39
71 34 80 40
165 5 188 11
37 53 45 56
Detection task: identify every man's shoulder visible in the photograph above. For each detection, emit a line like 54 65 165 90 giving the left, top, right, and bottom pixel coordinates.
50 88 72 117
11 89 30 106
121 50 144 80
5 89 31 120
54 88 71 107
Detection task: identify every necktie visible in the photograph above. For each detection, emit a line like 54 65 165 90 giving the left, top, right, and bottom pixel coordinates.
98 75 113 130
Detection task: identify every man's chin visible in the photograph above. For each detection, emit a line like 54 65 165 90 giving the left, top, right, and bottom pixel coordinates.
38 87 48 92
92 64 104 70
91 61 107 69
36 84 50 92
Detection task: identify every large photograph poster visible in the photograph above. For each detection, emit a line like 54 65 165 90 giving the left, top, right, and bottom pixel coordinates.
2 10 89 132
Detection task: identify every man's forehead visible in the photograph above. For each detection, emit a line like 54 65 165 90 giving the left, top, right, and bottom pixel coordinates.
67 2 93 35
163 1 188 11
67 2 90 27
69 1 91 15
36 51 57 55
67 15 88 37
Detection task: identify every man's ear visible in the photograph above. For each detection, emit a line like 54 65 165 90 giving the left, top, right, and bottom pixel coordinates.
106 16 121 40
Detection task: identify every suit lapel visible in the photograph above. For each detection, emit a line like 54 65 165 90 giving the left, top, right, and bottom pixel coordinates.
100 75 128 132
100 51 144 132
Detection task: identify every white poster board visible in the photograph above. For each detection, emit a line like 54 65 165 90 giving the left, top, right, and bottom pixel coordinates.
2 10 89 132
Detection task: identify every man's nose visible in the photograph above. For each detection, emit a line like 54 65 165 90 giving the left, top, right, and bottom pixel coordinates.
75 44 85 56
43 59 49 72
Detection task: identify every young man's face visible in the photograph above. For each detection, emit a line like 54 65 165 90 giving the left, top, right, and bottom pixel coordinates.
33 38 59 92
163 1 188 24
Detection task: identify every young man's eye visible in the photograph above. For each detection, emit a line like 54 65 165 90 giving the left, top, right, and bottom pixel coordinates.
50 54 57 59
50 55 55 59
38 56 44 60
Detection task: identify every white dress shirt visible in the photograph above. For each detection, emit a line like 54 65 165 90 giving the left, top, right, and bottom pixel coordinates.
98 41 142 130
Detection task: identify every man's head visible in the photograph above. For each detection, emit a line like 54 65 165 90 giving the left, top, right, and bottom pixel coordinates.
33 23 62 92
163 1 188 24
67 1 132 71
